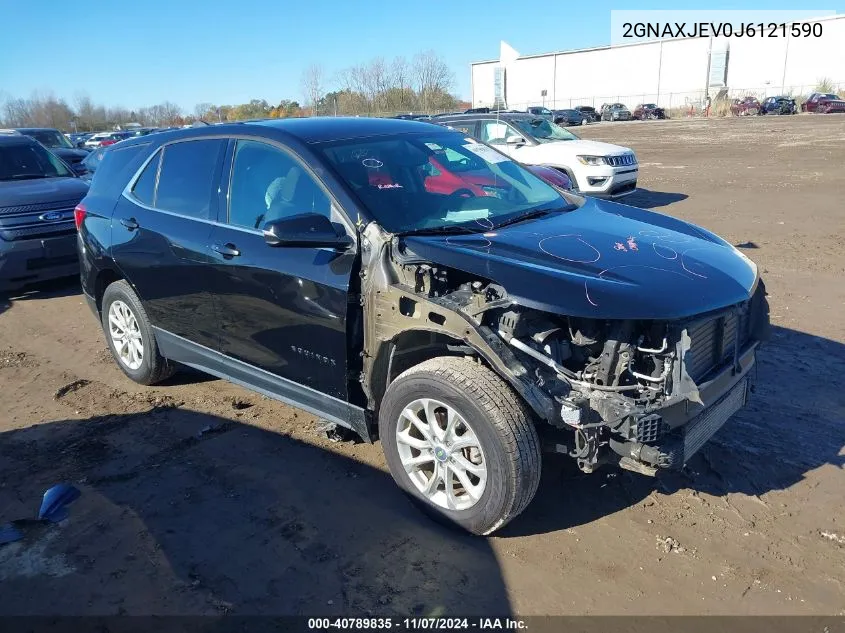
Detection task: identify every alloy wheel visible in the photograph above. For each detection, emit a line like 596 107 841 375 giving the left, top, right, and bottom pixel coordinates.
395 398 487 511
107 300 144 370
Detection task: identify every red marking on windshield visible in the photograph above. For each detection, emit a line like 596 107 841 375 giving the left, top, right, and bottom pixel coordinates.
627 236 638 251
613 242 627 252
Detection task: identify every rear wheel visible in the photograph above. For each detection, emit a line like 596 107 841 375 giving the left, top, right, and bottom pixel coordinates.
101 280 175 385
379 357 541 535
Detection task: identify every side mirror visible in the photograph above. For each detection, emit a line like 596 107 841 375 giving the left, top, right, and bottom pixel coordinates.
506 135 526 145
263 212 354 250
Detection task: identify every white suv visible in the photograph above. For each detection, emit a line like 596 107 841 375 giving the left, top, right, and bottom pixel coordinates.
437 114 638 198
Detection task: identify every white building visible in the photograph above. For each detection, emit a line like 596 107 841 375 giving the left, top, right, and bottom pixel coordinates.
470 14 845 111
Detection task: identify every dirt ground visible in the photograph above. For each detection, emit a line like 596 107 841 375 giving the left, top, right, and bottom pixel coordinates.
0 115 844 617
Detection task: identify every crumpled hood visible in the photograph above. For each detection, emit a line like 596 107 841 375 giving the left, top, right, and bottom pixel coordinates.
0 177 89 208
401 198 759 320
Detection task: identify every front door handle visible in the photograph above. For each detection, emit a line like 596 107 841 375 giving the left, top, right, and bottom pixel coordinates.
120 217 139 230
211 242 240 257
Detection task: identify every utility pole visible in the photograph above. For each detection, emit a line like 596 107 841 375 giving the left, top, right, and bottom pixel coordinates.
704 34 713 107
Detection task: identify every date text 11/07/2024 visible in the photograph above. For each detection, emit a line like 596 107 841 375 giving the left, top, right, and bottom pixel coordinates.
622 21 823 39
307 617 528 630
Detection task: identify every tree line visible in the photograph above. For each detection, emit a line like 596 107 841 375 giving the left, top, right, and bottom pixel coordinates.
0 50 465 132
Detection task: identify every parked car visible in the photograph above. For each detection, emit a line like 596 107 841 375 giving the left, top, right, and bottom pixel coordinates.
730 97 761 116
84 131 134 149
759 96 797 115
0 134 88 291
77 118 768 535
552 109 589 126
574 105 599 122
68 133 93 148
802 92 845 114
78 146 108 182
632 103 666 120
5 127 90 175
524 164 572 190
526 106 554 120
436 112 638 197
128 127 159 137
600 103 632 121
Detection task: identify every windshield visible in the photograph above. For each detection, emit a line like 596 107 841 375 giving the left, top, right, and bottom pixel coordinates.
822 93 840 100
22 129 73 149
643 104 657 108
81 147 106 173
318 131 570 233
511 118 579 143
0 142 73 181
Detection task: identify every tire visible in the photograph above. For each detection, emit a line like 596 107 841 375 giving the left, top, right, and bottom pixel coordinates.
581 118 589 126
378 357 541 536
101 280 175 385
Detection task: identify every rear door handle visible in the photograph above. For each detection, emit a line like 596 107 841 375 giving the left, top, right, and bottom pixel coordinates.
211 242 240 257
120 217 139 230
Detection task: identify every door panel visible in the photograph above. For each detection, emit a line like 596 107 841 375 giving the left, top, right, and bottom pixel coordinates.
208 226 355 399
111 196 219 349
207 139 356 400
110 139 226 349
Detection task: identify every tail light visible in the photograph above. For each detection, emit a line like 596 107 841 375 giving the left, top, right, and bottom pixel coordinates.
74 203 86 231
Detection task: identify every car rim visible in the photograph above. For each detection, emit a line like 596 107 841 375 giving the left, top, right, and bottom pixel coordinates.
108 300 144 370
395 397 487 511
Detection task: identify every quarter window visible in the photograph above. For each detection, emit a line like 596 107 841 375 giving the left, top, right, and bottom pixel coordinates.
154 139 226 219
228 140 331 230
131 149 160 206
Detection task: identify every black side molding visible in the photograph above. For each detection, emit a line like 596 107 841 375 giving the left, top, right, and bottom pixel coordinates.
153 327 371 441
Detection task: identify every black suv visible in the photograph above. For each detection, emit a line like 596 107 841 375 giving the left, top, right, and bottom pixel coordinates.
0 134 88 291
9 128 90 175
78 118 769 535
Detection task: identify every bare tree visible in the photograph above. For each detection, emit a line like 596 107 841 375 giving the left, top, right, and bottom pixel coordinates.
413 50 455 111
301 64 325 115
194 102 213 120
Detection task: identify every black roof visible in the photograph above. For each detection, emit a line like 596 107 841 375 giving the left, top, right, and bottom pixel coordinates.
13 127 62 133
113 116 460 151
251 117 445 143
0 134 36 146
434 112 538 123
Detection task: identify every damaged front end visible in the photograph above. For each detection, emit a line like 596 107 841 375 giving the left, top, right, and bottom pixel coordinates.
357 221 770 477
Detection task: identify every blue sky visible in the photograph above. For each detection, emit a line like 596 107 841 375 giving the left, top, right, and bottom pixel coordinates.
0 0 839 112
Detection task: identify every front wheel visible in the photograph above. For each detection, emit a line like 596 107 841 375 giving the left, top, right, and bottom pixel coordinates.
379 357 541 535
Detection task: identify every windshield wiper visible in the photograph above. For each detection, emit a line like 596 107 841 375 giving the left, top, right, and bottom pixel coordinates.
2 174 49 180
400 224 487 236
493 207 558 229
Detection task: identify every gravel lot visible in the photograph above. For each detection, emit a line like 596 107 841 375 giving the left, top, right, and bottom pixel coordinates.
1 114 843 616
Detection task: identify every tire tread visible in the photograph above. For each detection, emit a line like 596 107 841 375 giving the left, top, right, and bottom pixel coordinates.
392 356 541 534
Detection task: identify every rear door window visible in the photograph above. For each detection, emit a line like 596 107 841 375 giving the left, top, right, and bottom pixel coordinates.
154 139 226 219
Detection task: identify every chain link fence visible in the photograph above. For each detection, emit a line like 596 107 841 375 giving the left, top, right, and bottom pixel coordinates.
496 81 845 118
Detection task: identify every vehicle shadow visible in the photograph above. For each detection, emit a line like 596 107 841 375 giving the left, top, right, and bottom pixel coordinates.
501 324 845 537
624 189 689 209
0 277 81 317
0 408 511 616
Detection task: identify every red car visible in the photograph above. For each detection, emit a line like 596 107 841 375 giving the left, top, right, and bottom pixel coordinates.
802 92 845 114
366 152 572 199
730 97 761 116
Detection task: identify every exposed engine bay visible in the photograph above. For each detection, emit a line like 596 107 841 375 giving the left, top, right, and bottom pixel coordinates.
356 222 771 477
